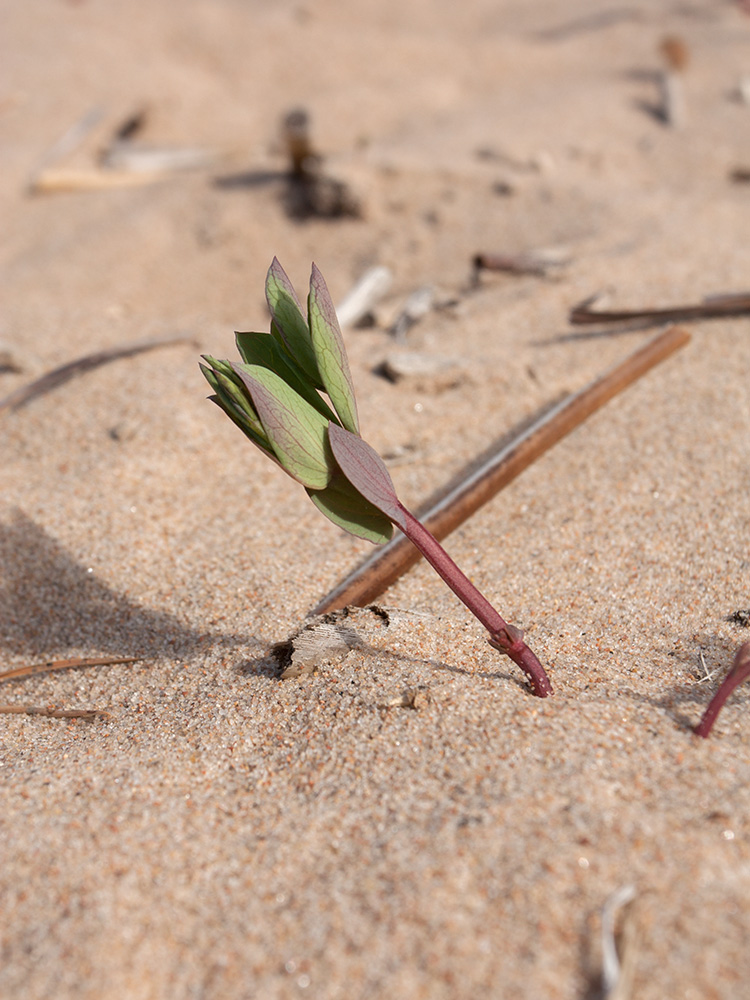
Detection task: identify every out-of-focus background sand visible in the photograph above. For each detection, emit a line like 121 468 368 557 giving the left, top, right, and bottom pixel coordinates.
2 2 750 997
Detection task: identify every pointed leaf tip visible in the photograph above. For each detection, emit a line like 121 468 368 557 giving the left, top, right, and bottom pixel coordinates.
265 259 322 387
327 423 405 527
308 265 359 433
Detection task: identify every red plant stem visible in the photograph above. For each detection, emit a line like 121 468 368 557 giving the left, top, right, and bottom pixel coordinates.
396 502 552 697
694 642 750 738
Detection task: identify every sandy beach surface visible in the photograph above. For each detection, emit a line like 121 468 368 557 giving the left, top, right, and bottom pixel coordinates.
2 2 750 997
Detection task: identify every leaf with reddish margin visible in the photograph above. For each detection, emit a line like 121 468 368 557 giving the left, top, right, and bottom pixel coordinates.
233 363 332 489
695 641 750 738
308 263 359 433
265 258 323 388
327 423 407 530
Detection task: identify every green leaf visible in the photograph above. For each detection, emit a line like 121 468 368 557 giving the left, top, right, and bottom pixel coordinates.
200 361 272 452
206 395 280 464
306 476 394 544
233 363 333 489
327 422 406 529
308 262 359 433
235 332 339 424
265 258 323 388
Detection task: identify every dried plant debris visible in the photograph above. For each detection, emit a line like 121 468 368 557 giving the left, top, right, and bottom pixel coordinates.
280 108 360 220
569 290 750 326
271 605 434 679
388 285 435 340
99 106 216 173
336 266 393 329
101 142 215 174
658 35 689 127
0 656 138 718
473 247 572 280
29 106 216 194
0 704 106 720
600 885 638 1000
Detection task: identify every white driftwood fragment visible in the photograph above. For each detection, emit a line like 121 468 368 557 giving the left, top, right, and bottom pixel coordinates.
601 885 637 1000
336 267 393 328
274 605 434 679
102 143 217 173
389 285 434 340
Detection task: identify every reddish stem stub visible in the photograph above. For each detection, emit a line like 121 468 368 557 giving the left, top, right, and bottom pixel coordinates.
397 505 553 698
694 641 750 738
325 422 553 697
488 630 553 698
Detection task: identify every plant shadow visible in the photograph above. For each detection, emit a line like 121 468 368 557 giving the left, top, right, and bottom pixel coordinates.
0 509 252 663
623 631 747 734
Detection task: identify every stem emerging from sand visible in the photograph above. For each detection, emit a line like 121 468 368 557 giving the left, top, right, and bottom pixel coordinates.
396 503 552 697
694 642 750 738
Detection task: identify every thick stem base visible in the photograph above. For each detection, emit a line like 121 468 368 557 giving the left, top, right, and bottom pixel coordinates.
396 503 552 697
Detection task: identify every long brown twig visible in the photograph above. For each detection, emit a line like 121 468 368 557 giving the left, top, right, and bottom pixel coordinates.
311 325 690 615
570 291 750 326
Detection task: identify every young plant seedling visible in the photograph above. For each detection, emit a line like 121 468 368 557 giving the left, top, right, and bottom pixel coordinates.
694 641 750 738
201 259 552 696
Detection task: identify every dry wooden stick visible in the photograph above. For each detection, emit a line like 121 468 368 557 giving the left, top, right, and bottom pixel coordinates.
570 291 750 326
0 334 192 412
311 325 690 615
473 249 571 278
30 168 173 194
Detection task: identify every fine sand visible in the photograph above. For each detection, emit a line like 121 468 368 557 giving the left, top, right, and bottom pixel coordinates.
2 2 750 998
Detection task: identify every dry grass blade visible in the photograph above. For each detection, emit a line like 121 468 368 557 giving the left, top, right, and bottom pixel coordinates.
0 334 192 412
26 106 105 192
0 704 107 720
0 656 139 720
0 655 139 684
570 291 750 326
312 326 690 614
601 885 638 1000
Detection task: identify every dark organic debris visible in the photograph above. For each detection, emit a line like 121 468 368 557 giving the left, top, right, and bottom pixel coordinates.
280 108 360 220
473 248 571 280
